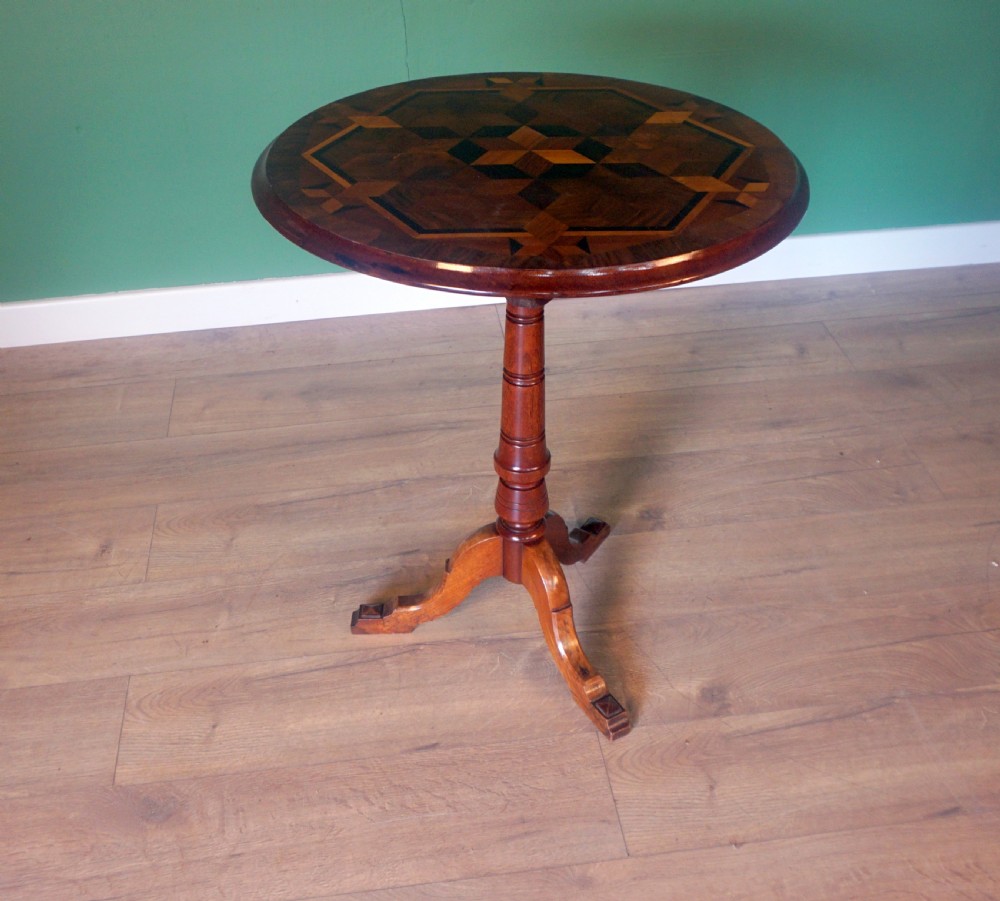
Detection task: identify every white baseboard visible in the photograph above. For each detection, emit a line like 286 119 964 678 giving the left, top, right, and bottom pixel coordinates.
2 221 998 348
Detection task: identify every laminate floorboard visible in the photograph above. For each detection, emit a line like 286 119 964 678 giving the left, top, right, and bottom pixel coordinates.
541 264 1000 343
1 263 998 899
0 409 496 517
0 734 624 900
0 677 128 799
0 505 156 598
825 305 1000 371
602 688 1000 856
0 303 503 395
0 379 174 453
328 813 1000 900
167 347 499 437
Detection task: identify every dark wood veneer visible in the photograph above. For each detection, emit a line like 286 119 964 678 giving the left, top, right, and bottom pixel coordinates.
253 72 807 299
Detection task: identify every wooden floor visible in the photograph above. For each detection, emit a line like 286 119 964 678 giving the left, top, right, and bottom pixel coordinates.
2 264 1000 899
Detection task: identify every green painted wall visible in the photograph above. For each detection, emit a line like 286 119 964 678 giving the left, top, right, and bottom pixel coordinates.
2 0 998 303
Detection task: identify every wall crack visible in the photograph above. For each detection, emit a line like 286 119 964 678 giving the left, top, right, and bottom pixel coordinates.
399 0 412 80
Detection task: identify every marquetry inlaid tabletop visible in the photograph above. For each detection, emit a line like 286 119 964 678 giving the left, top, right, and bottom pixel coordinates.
253 72 808 298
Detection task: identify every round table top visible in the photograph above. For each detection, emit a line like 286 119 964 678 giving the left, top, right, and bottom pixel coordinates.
253 72 808 299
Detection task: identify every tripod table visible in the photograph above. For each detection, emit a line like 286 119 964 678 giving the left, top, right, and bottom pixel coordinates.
252 72 809 739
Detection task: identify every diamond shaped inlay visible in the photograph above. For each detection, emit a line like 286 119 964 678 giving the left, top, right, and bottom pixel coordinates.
592 694 626 719
518 180 560 209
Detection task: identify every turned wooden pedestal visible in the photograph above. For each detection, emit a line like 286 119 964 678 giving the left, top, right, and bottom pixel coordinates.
350 298 629 738
253 72 808 739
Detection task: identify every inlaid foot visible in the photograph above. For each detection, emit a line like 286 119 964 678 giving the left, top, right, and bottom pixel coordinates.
544 511 610 565
350 524 502 633
521 539 632 740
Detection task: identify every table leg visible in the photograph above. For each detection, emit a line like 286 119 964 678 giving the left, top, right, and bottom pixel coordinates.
351 524 502 633
521 538 632 739
544 511 611 565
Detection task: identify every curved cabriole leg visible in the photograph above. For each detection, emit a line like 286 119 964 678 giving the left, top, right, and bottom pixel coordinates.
544 511 611 565
351 524 503 633
520 539 632 740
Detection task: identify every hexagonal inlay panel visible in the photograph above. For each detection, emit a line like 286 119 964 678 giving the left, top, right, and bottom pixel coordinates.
302 78 765 254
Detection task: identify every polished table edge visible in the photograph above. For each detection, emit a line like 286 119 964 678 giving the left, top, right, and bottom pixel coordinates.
252 148 809 300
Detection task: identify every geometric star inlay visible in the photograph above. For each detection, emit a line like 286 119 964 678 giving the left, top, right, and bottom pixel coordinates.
304 78 759 259
254 71 807 293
